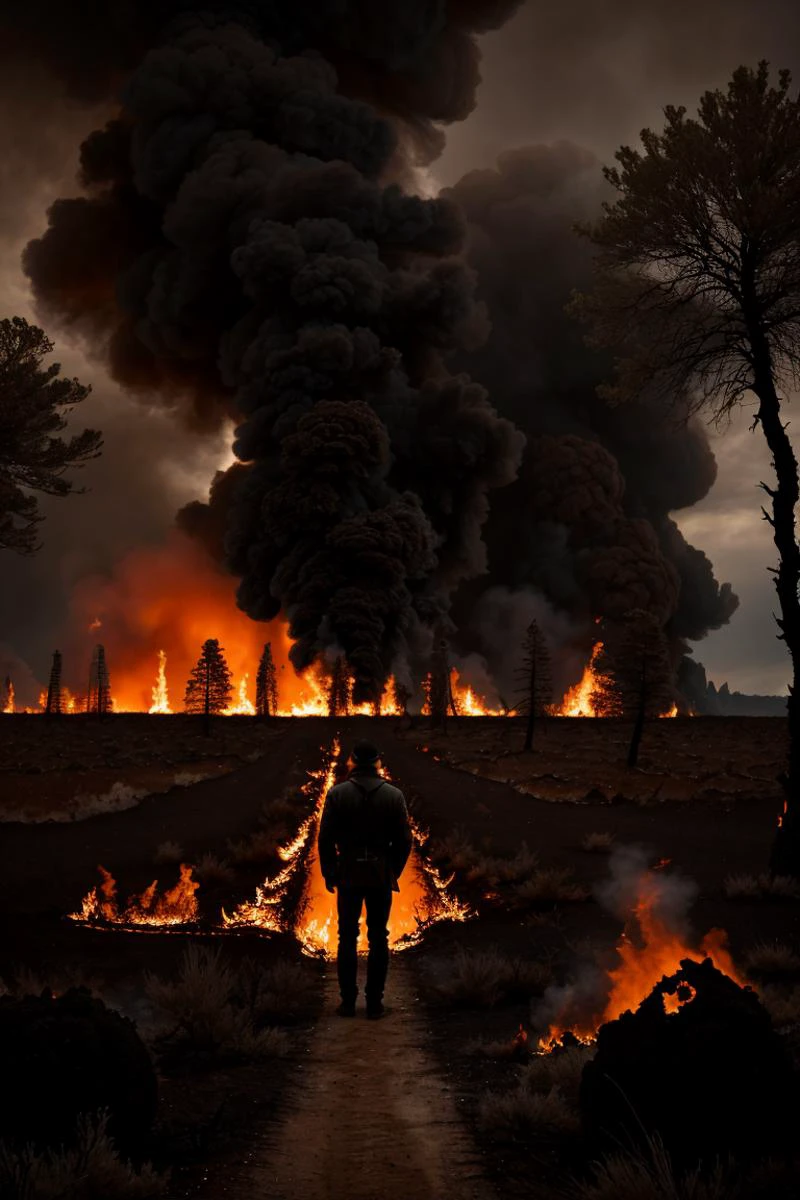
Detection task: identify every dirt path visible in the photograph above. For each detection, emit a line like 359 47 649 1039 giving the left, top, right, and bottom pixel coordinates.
233 960 496 1200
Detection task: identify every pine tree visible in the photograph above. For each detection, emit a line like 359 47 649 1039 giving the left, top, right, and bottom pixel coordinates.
592 611 674 767
184 639 233 727
45 650 63 716
327 655 351 717
87 644 112 715
256 642 279 718
515 620 553 752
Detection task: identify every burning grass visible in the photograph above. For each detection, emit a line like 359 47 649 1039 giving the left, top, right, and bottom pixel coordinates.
145 944 293 1063
70 864 200 929
0 1112 167 1200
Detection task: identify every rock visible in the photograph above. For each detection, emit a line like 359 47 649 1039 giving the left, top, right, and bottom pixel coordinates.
0 987 157 1154
580 958 796 1169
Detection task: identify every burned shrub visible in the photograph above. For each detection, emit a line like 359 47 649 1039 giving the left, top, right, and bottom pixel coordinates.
580 958 796 1170
0 988 157 1156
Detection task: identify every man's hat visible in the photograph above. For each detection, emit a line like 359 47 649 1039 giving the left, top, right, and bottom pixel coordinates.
351 739 381 765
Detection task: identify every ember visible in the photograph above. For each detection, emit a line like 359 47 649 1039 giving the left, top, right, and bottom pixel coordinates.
70 863 199 928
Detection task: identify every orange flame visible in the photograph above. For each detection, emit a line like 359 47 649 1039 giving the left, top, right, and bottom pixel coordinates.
70 863 200 927
449 668 509 717
556 641 604 717
225 674 256 715
3 680 14 714
148 650 171 714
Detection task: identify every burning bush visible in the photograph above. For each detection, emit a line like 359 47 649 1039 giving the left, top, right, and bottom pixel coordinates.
0 989 157 1156
580 958 797 1170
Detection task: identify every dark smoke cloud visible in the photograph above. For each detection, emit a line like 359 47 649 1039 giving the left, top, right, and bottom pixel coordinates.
444 143 738 690
16 1 524 701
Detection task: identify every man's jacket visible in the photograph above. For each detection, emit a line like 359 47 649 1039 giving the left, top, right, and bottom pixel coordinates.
318 770 413 891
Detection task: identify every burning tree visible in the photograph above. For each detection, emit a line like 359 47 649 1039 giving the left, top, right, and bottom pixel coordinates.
87 644 112 715
572 63 800 871
515 619 552 751
2 675 13 714
45 649 63 716
327 655 350 718
592 611 674 766
184 639 233 729
255 642 279 718
0 316 101 554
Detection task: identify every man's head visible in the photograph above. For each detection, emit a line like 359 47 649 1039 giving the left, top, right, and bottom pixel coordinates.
350 739 381 770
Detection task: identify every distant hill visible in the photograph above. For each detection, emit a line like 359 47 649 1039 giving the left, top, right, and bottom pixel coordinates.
678 658 787 716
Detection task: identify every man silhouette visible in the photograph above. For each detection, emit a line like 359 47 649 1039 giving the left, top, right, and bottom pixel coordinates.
318 740 412 1018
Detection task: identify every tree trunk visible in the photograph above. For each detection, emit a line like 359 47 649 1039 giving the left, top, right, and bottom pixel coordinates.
627 665 646 768
203 661 211 738
524 655 536 752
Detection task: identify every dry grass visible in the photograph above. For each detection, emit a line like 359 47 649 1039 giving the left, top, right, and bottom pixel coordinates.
760 985 800 1028
226 828 284 866
0 1111 166 1199
236 958 317 1024
145 944 292 1062
512 868 588 907
154 840 184 866
520 1045 594 1104
743 941 800 977
5 965 101 1000
478 1086 579 1138
724 872 800 900
570 1136 734 1200
581 831 615 854
194 853 236 887
426 947 553 1009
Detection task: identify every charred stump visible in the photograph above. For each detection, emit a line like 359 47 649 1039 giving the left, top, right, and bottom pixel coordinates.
0 987 157 1155
580 958 796 1170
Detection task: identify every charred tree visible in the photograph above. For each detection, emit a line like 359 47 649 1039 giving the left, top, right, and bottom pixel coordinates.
427 634 452 730
45 650 63 716
87 644 112 716
327 655 350 717
515 620 553 751
184 639 233 734
573 64 800 871
2 675 13 714
255 642 279 718
593 611 674 767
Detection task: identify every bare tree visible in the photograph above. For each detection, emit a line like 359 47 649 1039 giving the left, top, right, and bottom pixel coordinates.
255 642 279 718
573 63 800 871
0 317 101 553
591 612 675 767
515 619 553 751
45 650 63 716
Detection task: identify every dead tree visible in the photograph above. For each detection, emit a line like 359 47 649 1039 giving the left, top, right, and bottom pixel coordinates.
327 655 350 717
255 642 279 718
427 634 453 729
45 650 63 716
87 645 112 715
594 611 674 767
515 620 553 751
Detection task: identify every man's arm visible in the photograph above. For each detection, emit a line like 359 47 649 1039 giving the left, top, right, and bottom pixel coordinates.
318 789 340 890
389 791 413 880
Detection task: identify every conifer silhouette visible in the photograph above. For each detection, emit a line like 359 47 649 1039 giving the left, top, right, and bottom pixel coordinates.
327 655 351 717
184 639 233 729
515 620 552 751
428 633 452 728
88 644 112 715
592 610 674 767
45 650 63 716
256 643 279 718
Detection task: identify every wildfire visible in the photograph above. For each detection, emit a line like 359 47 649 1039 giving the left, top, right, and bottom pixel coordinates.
450 669 509 717
539 873 746 1050
557 641 604 717
225 674 256 715
660 703 679 718
148 650 171 714
2 680 14 714
70 863 200 928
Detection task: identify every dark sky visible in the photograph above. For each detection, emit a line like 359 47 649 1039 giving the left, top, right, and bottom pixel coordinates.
1 0 799 696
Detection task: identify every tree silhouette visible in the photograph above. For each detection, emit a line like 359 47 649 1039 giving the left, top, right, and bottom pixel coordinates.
256 643 279 718
515 620 553 751
45 650 63 716
0 317 101 554
2 675 13 713
592 611 674 767
184 639 233 730
572 63 800 870
327 655 350 717
393 680 411 717
87 645 112 715
427 633 453 729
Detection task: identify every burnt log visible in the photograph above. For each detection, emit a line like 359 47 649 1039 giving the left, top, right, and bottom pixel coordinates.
580 958 796 1169
0 987 157 1154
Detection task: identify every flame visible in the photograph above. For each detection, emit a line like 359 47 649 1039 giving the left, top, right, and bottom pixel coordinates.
70 863 199 927
660 703 679 719
37 686 79 713
88 617 102 632
449 669 509 717
3 680 14 714
223 741 472 954
148 650 171 714
557 640 604 717
539 875 746 1050
225 674 256 715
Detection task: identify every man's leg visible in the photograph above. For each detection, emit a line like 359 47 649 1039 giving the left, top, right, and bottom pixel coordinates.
336 887 362 1013
364 886 393 1015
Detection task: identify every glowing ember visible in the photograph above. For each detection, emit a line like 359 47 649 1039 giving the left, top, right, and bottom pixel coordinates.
148 650 171 714
88 617 102 632
2 679 14 714
539 875 746 1050
660 703 679 718
70 863 200 927
225 674 256 715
